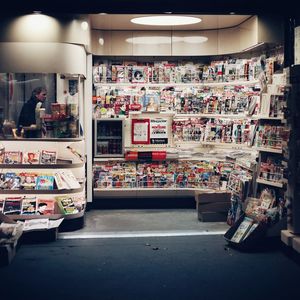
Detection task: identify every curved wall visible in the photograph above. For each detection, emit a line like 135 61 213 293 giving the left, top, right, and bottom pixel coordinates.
0 14 89 75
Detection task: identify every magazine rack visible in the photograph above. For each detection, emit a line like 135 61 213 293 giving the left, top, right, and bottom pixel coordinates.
224 214 268 250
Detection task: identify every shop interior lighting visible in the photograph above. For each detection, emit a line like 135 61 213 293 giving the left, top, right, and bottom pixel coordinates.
131 16 201 26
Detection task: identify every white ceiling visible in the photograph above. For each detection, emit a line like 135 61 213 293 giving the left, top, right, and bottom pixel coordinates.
90 14 252 30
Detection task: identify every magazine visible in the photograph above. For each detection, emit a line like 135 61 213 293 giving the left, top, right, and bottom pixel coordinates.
36 199 55 215
3 196 22 215
3 151 22 164
21 196 37 215
22 151 40 164
56 195 79 215
4 172 21 190
230 217 254 243
58 170 81 189
36 175 55 190
23 219 50 231
19 172 37 190
40 150 57 164
54 172 69 190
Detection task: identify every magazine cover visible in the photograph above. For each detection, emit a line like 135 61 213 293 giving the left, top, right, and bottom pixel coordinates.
19 172 37 190
4 172 21 190
21 196 37 215
132 67 147 83
3 151 22 164
36 199 55 215
59 170 81 189
3 196 22 215
36 175 55 190
22 151 40 164
143 93 160 113
55 195 79 215
40 150 57 164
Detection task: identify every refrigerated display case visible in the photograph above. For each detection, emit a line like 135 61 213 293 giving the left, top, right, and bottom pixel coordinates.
94 118 124 157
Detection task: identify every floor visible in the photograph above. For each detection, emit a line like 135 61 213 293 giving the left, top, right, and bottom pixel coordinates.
59 209 229 239
2 201 300 299
1 235 300 300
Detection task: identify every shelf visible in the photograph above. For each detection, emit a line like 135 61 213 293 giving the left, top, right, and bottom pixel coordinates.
0 185 84 194
94 80 259 88
256 178 284 188
255 147 283 153
94 187 219 192
254 115 285 121
174 113 252 119
0 162 85 169
175 141 251 150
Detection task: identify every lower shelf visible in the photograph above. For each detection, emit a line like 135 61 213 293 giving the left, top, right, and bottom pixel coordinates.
93 188 222 198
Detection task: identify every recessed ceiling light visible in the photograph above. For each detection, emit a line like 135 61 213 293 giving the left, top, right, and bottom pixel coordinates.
131 16 201 26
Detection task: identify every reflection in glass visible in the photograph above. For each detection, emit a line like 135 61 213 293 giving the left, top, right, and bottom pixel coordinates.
0 73 81 139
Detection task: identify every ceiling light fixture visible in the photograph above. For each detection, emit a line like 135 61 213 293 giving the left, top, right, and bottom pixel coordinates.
131 16 201 26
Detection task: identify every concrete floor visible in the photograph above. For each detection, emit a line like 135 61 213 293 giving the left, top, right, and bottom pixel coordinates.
59 209 229 239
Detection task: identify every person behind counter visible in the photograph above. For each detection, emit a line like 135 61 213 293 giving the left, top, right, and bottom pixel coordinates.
17 87 47 137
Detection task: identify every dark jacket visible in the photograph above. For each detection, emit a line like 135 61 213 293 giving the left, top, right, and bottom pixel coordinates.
17 97 39 128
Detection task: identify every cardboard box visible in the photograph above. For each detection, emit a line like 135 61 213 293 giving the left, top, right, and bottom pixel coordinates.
198 211 228 222
195 192 231 222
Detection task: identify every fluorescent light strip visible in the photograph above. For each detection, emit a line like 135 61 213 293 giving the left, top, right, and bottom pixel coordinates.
58 230 226 239
131 16 201 26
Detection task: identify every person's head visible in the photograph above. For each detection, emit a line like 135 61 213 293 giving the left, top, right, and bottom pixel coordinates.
32 87 47 103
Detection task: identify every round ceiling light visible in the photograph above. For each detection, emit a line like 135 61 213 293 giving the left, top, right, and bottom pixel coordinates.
131 16 201 26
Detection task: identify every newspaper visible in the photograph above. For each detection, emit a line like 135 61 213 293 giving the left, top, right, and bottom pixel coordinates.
23 218 64 231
